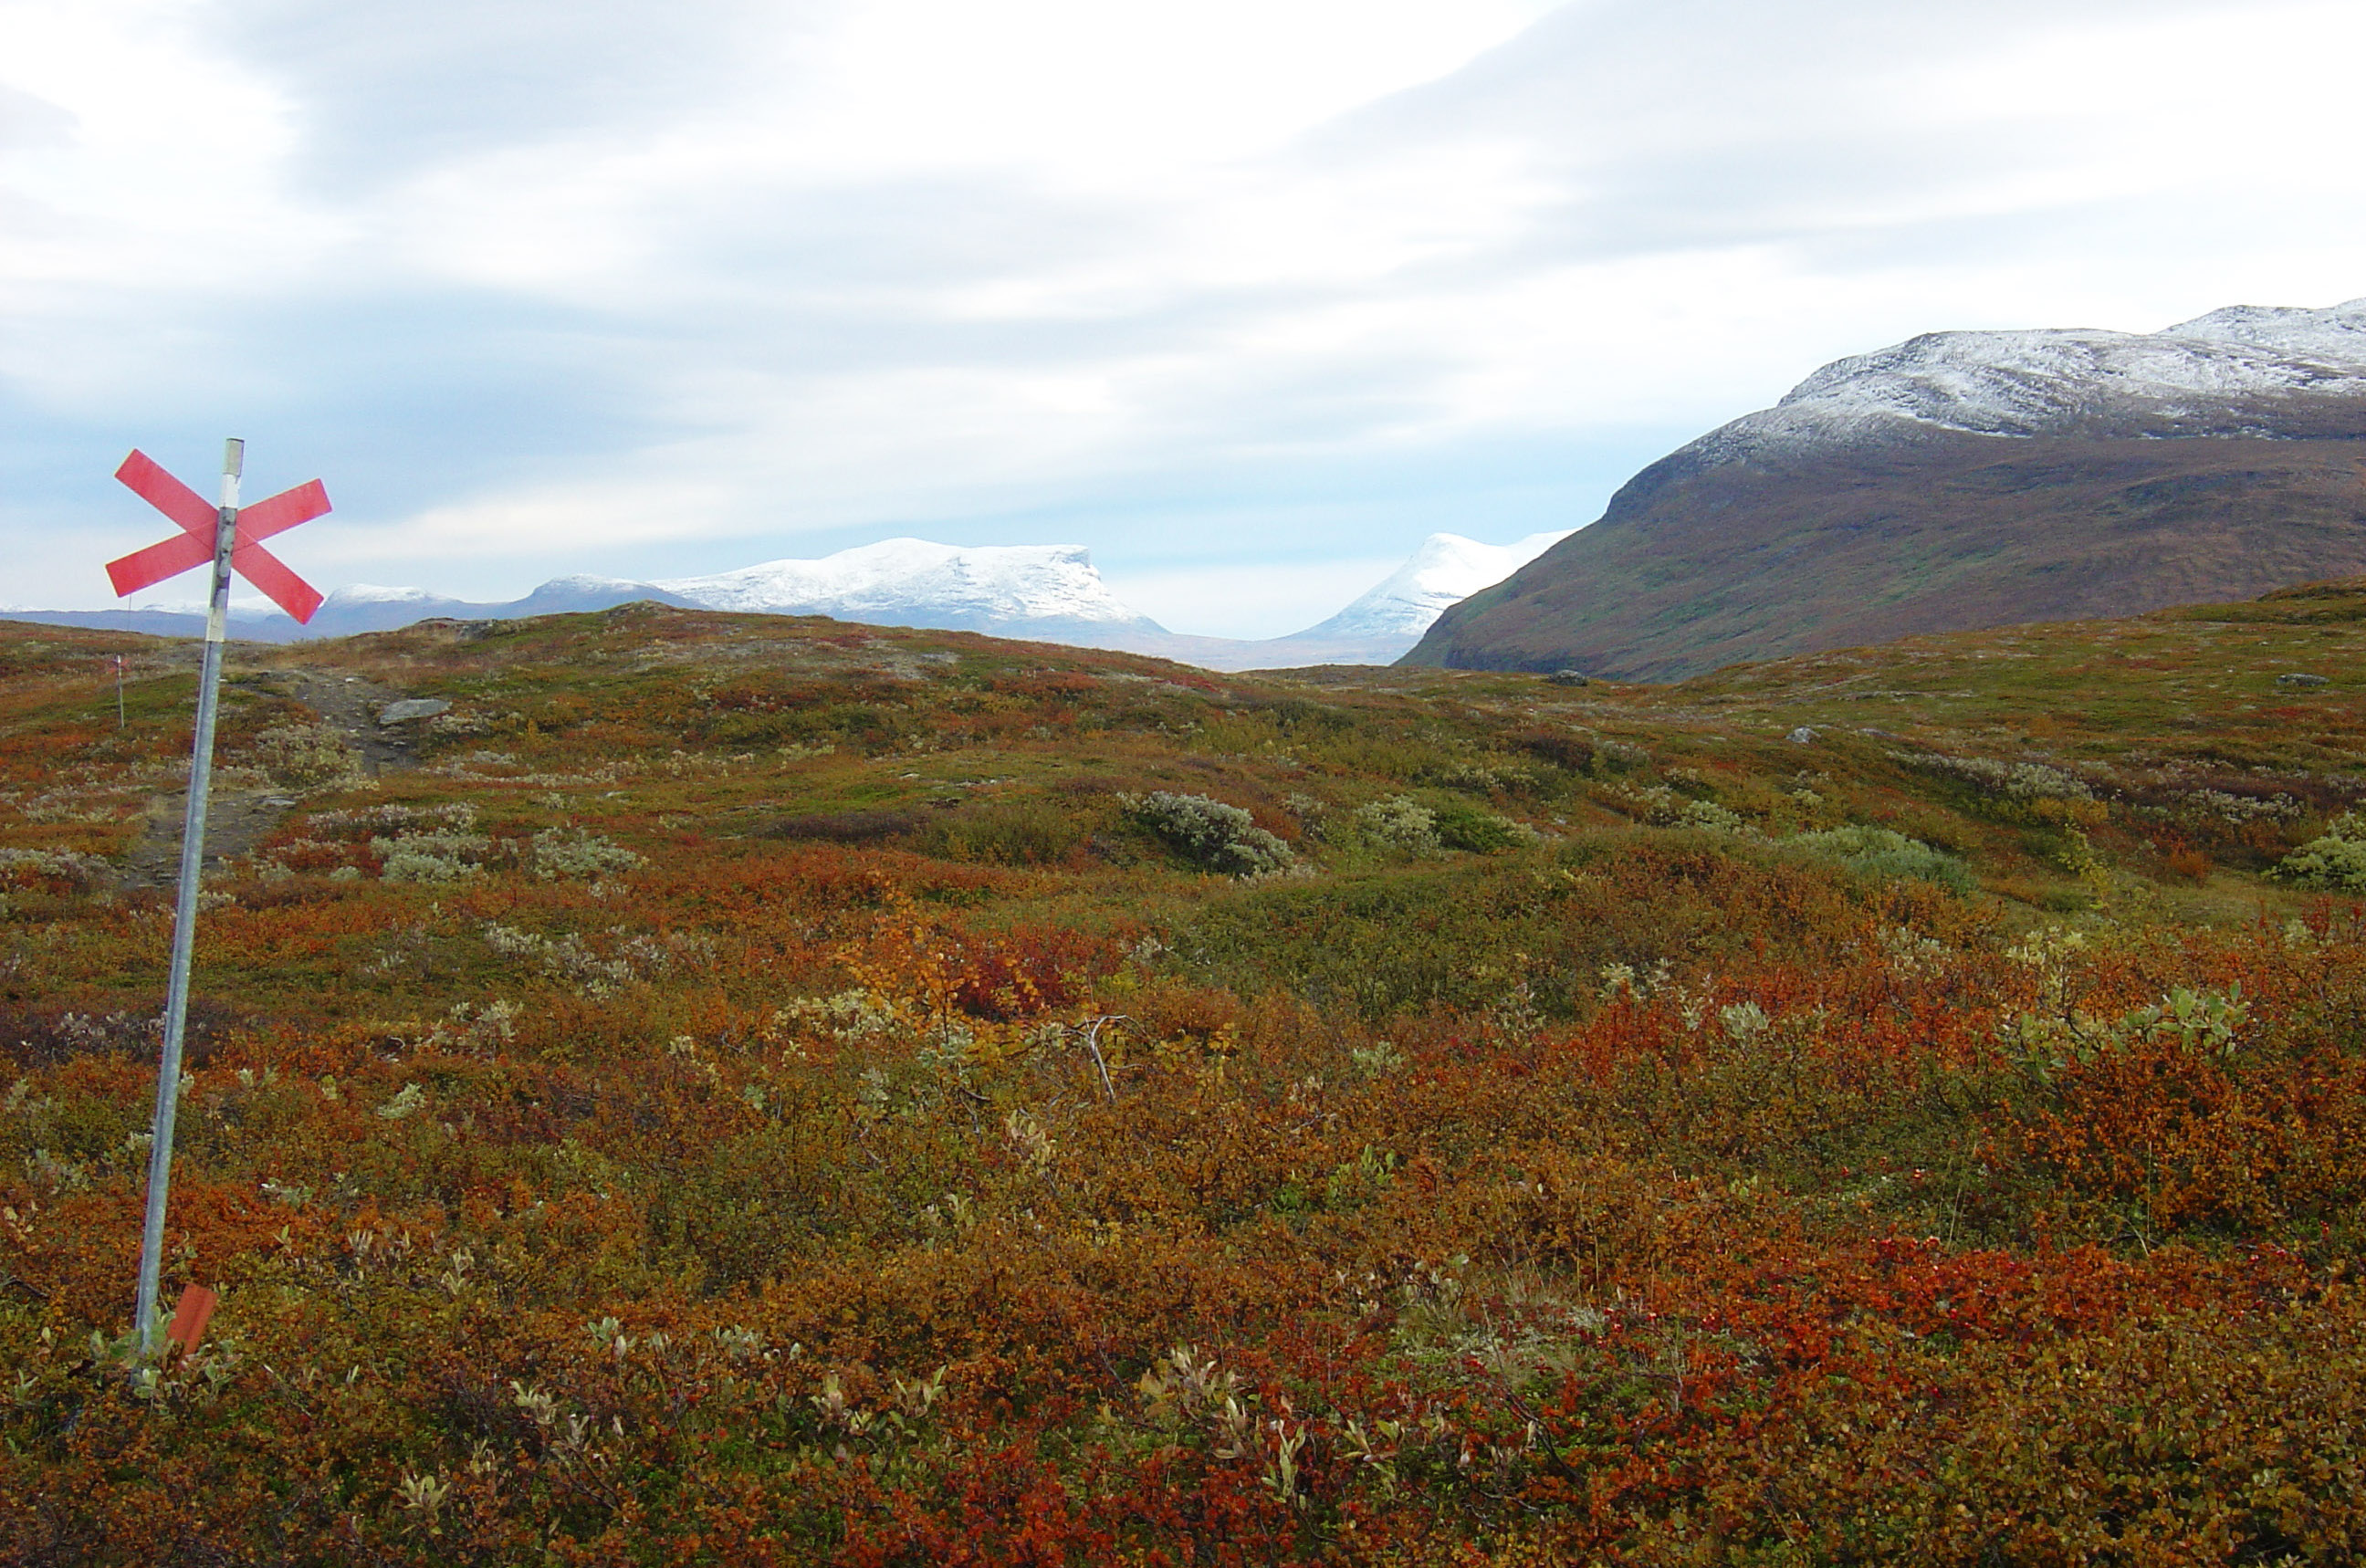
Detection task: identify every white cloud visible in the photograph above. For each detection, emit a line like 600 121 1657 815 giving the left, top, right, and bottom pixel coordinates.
782 0 1568 180
3 0 2363 634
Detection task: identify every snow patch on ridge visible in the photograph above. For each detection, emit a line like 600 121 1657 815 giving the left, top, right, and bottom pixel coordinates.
327 583 445 606
528 574 656 596
1680 297 2366 466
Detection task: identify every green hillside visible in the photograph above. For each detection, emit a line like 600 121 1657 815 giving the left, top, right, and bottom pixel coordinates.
1405 431 2366 681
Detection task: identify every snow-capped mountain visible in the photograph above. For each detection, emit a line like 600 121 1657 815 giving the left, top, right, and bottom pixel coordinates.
655 539 1159 635
1408 296 2366 682
1686 297 2366 467
1293 531 1571 643
644 531 1566 670
6 528 1558 671
26 545 1157 645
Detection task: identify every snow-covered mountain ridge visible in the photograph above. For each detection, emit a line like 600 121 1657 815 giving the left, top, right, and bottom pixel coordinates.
655 539 1156 632
1686 297 2366 467
646 533 1570 667
21 531 1561 668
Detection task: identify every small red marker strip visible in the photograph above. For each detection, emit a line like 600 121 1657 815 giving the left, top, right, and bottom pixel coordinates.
164 1283 217 1354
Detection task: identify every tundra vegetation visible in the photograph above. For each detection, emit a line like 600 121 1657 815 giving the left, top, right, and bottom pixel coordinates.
2 582 2364 1565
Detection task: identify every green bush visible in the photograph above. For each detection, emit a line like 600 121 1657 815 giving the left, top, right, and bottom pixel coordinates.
1433 800 1533 853
372 831 490 882
529 827 644 880
1782 824 1973 894
244 721 367 792
1121 790 1293 875
919 798 1084 865
2276 813 2366 892
1354 795 1441 856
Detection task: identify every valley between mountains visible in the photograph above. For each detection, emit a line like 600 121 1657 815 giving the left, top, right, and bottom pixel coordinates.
3 580 2364 1563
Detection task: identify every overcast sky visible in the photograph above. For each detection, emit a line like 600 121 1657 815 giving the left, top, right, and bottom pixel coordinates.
5 0 2362 635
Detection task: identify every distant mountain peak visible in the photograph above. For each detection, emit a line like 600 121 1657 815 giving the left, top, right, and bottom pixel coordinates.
1294 530 1572 642
654 538 1160 632
326 583 444 606
531 573 656 594
2164 298 2366 359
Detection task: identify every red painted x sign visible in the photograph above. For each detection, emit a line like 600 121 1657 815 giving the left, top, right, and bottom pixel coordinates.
105 450 330 623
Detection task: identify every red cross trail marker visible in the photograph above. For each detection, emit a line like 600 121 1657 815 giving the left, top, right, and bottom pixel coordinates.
113 440 331 1359
108 448 330 623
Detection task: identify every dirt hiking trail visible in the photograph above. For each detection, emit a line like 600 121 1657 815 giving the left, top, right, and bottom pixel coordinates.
114 663 428 892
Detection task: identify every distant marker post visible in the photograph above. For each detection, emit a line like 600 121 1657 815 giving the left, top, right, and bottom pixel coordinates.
106 440 330 1356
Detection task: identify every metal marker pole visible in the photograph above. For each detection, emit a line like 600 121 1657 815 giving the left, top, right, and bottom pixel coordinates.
132 437 241 1355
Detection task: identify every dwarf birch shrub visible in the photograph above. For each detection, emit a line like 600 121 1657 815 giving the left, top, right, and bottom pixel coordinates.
244 721 367 793
1122 790 1293 875
483 924 642 995
0 847 113 893
1354 796 1441 856
372 831 491 882
2167 787 2305 824
1418 758 1539 796
775 988 904 1044
1678 799 1751 835
2276 812 2366 892
1907 752 2094 800
916 798 1079 864
1782 824 1973 893
312 801 478 835
529 827 644 880
1432 800 1536 853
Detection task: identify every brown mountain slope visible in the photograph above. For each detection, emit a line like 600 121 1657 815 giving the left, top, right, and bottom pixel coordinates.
1403 425 2366 682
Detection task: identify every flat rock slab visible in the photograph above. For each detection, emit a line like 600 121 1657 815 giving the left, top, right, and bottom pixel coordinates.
378 698 450 726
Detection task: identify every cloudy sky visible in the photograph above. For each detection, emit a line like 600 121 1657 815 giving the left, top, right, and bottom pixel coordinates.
5 0 2362 635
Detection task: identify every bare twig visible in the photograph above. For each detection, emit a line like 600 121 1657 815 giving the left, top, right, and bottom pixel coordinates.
1080 1014 1128 1103
1499 1388 1586 1487
261 1362 316 1421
